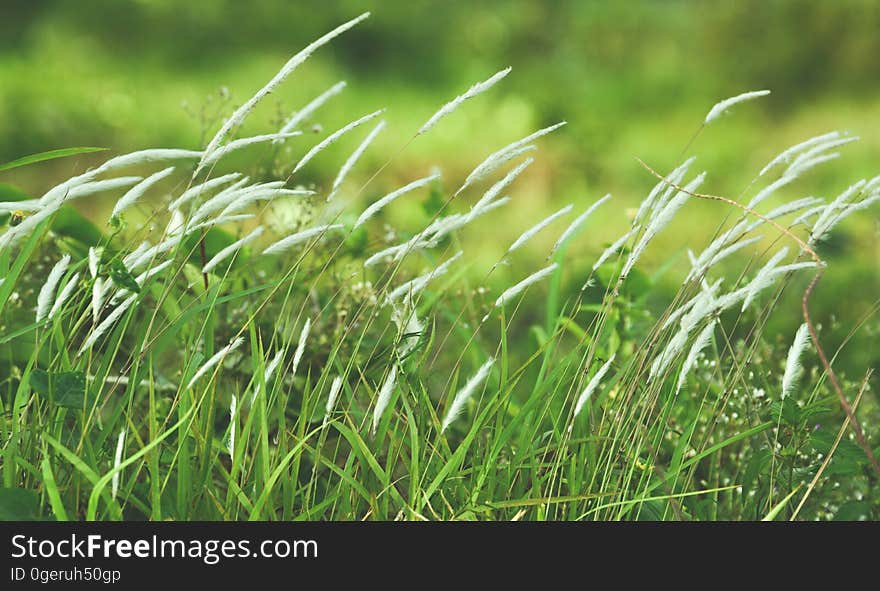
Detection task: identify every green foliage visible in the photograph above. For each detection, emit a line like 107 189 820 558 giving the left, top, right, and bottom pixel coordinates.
0 5 877 523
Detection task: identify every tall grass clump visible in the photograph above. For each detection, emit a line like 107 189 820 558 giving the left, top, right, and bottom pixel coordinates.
1 13 878 522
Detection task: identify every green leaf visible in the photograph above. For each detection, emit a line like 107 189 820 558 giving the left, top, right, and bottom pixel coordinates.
0 488 41 520
0 147 107 173
30 370 89 408
109 260 141 293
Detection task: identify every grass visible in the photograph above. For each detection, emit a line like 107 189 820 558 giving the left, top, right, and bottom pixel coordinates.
1 13 878 522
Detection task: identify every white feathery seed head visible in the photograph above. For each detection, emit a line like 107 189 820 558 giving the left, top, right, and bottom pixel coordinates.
94 149 201 175
290 318 311 379
495 263 557 308
573 354 616 419
551 194 612 256
468 157 533 219
592 225 640 272
371 364 398 436
354 172 439 228
201 132 301 167
88 247 100 279
112 428 126 500
202 226 264 274
292 109 385 175
328 119 386 201
186 336 245 390
36 254 71 323
78 293 138 356
676 321 717 392
704 90 771 124
441 358 494 433
48 272 80 321
760 131 840 177
228 394 237 459
279 80 348 136
168 173 242 212
111 166 176 220
458 122 565 194
781 323 810 399
262 224 343 256
323 376 344 426
385 251 463 304
508 204 573 256
198 13 370 171
418 67 511 135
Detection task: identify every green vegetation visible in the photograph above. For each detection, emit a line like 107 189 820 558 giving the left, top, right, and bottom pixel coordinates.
0 4 878 521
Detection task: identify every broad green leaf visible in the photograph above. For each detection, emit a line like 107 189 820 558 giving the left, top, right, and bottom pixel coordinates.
109 260 141 293
0 147 107 173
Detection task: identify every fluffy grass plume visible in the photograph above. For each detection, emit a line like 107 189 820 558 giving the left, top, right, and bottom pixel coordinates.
781 323 810 398
441 358 495 433
198 12 370 171
704 89 770 124
418 67 511 135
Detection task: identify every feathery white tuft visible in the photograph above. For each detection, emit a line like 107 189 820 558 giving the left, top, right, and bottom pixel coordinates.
111 166 175 220
704 90 770 124
262 224 343 256
263 350 285 383
623 172 705 280
468 157 533 219
78 294 137 356
186 336 245 390
760 131 840 177
385 251 462 304
48 272 80 321
592 225 640 272
441 358 495 433
91 278 105 322
323 376 344 426
785 136 859 178
202 226 264 274
201 132 301 167
676 321 716 391
371 365 398 435
36 255 71 323
66 177 143 202
354 172 439 228
227 394 237 459
507 204 573 256
458 122 565 194
418 67 511 135
786 153 840 178
290 318 311 379
279 81 347 137
573 354 616 419
94 149 200 175
551 194 611 256
88 247 100 279
168 173 241 212
328 119 385 201
198 13 370 171
111 429 126 500
781 323 810 399
495 263 557 308
291 109 384 175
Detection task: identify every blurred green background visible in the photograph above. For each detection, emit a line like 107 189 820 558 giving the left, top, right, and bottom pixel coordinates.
1 0 878 373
